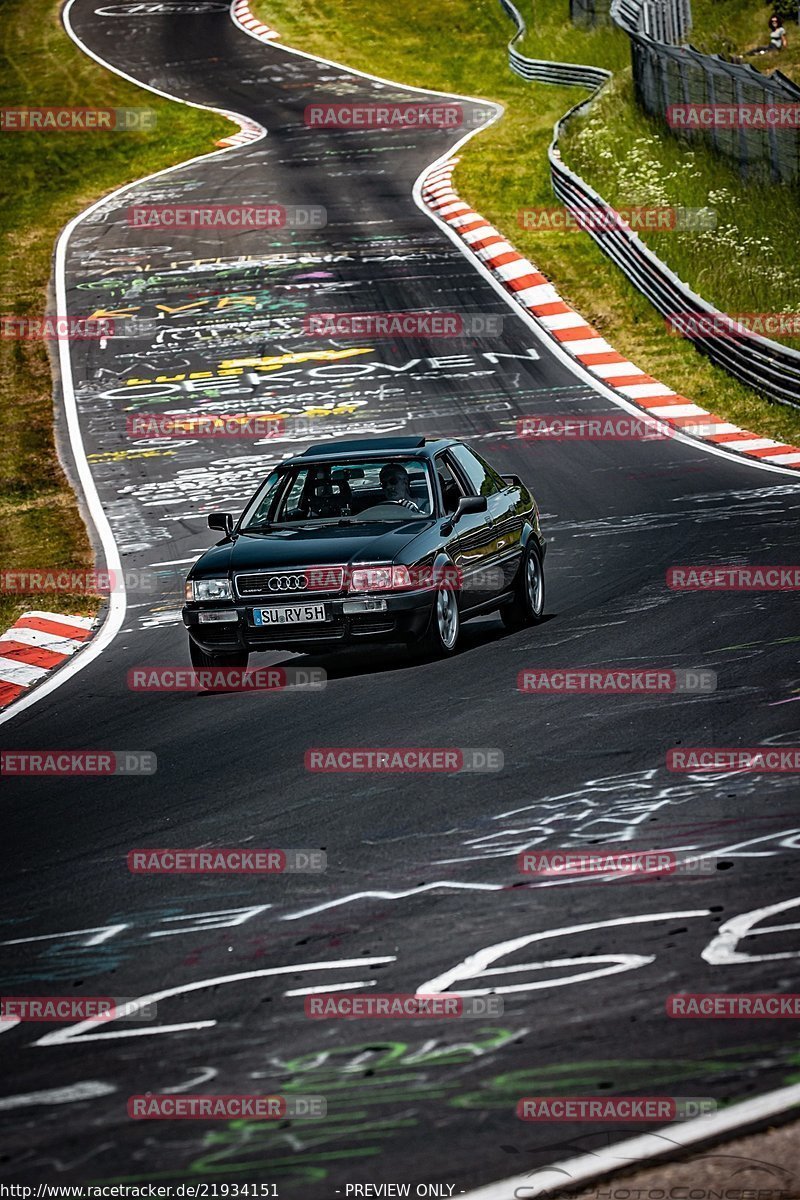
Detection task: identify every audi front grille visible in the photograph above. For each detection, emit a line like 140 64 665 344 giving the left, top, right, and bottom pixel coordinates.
234 567 346 600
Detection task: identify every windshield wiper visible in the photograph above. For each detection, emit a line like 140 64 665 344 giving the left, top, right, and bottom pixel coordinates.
245 520 305 531
283 518 357 528
247 517 367 531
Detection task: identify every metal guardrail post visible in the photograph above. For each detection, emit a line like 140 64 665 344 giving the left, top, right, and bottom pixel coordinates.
733 75 750 179
704 61 720 157
764 79 782 181
660 43 672 112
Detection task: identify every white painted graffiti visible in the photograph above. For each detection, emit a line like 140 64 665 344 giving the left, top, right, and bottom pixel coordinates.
428 767 791 866
95 3 229 15
17 897 798 1047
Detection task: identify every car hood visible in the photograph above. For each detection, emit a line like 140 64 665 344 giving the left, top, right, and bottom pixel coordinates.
191 521 436 576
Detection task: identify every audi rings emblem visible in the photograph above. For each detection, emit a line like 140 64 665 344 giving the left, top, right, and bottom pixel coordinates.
267 574 308 592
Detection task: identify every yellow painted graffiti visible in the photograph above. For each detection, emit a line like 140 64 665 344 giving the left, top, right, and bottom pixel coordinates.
86 449 176 463
219 348 373 370
122 348 373 388
89 295 262 320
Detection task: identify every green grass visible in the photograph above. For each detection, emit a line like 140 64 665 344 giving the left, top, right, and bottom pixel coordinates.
517 0 629 69
515 0 800 330
0 0 232 633
690 0 800 83
480 0 800 336
561 73 800 316
251 0 800 447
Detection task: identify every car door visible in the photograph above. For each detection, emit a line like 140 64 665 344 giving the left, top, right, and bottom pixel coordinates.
448 444 523 596
437 449 498 609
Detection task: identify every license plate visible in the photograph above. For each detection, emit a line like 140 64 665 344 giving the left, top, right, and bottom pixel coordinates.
253 604 328 626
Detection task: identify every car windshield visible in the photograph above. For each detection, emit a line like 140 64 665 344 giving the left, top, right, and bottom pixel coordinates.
240 457 434 529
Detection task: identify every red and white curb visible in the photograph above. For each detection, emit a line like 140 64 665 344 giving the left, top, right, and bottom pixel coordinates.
422 159 800 470
230 0 280 42
216 113 266 149
0 611 97 711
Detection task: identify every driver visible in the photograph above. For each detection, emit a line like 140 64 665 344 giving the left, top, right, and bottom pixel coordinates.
379 463 421 512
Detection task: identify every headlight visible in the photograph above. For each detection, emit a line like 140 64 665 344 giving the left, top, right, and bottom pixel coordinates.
186 577 232 602
349 565 413 592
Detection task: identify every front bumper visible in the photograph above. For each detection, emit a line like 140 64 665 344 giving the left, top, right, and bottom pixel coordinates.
182 590 436 653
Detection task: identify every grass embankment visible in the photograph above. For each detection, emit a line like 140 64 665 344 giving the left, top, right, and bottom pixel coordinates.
252 0 800 448
0 0 231 633
691 0 800 83
506 0 800 358
561 76 800 322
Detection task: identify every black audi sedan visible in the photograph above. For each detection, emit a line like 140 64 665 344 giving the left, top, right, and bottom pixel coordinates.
182 436 546 665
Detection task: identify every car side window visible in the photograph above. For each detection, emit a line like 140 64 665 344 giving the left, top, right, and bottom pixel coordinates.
475 452 507 494
435 453 465 514
448 444 503 497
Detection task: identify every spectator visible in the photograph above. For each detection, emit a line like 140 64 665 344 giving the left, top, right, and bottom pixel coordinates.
745 14 787 54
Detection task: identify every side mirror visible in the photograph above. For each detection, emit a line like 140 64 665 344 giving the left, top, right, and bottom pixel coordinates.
208 512 234 535
453 494 488 523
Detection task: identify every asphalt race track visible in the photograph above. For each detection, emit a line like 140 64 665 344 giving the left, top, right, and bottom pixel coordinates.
2 0 800 1192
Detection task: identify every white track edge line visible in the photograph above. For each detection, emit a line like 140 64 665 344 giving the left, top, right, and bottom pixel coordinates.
460 1080 800 1199
0 1 268 727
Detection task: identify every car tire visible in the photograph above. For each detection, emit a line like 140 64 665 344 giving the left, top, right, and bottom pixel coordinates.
500 542 545 629
189 639 249 670
414 579 461 658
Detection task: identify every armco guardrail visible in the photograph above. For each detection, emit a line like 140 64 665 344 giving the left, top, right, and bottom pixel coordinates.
549 136 800 407
501 0 610 88
497 0 800 410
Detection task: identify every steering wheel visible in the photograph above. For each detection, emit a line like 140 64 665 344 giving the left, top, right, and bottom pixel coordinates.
357 501 419 519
